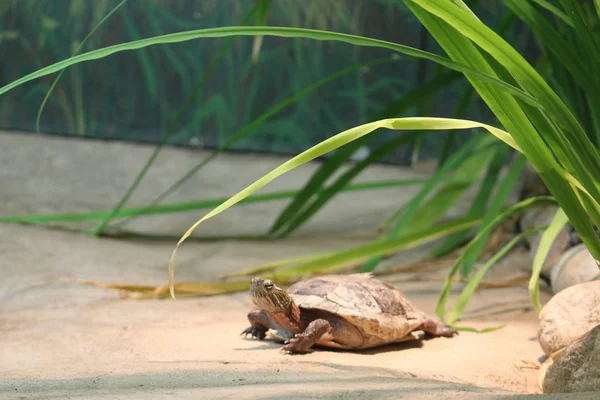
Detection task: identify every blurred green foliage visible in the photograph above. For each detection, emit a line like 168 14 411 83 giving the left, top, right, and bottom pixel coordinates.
0 0 526 163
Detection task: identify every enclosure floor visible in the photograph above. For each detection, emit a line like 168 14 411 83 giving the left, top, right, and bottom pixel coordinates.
0 131 596 399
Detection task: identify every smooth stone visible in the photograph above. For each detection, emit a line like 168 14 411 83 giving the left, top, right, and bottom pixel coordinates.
549 244 600 294
520 163 550 197
543 324 600 393
538 281 600 356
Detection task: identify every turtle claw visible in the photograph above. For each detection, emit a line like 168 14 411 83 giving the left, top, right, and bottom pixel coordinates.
241 326 266 340
281 334 313 354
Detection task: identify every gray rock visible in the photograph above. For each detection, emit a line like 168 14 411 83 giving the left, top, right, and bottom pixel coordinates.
538 281 600 356
550 244 600 294
520 163 550 197
543 324 600 393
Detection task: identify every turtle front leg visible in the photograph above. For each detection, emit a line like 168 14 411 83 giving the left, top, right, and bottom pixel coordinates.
420 319 457 338
242 309 271 340
282 318 333 354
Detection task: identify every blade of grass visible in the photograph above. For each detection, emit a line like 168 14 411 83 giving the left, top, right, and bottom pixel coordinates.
438 85 474 167
529 207 569 313
392 135 498 234
270 73 460 236
503 0 600 118
413 0 600 211
136 57 398 223
529 0 573 25
251 0 272 64
0 26 541 108
407 0 600 265
0 178 448 225
64 278 250 299
559 0 600 72
452 325 506 334
272 71 471 237
92 4 263 235
447 225 546 324
360 134 499 272
261 216 482 281
35 0 129 133
431 145 511 257
167 116 526 298
459 152 528 276
268 136 373 235
274 130 433 238
435 195 557 322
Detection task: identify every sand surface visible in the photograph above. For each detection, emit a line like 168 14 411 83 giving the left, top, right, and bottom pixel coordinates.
1 131 597 398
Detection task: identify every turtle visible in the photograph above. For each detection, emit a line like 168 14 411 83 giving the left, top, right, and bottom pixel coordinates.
242 274 457 353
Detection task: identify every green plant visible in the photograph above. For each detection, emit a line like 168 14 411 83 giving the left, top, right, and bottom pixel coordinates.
3 1 600 328
1 1 432 154
4 0 481 240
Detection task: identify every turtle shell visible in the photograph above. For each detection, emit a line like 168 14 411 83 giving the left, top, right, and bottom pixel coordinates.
287 274 430 347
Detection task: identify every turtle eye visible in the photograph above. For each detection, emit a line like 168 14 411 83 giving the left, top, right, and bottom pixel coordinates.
263 280 274 291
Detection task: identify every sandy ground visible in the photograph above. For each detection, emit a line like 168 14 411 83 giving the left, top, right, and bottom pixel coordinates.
1 131 597 399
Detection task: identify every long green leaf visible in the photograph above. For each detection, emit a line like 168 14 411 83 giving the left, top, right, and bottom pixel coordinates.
504 0 600 148
360 134 498 272
0 26 540 108
167 117 522 298
459 152 528 276
0 178 444 225
503 0 600 120
268 137 372 235
407 0 600 265
271 70 464 236
274 131 427 238
36 0 129 133
448 225 546 324
263 216 481 280
370 70 462 122
529 207 570 313
143 57 397 220
413 0 600 211
389 136 486 232
529 0 572 25
559 0 600 74
93 5 263 234
432 145 511 257
435 196 557 322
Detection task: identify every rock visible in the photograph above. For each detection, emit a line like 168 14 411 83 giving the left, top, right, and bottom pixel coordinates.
538 281 600 356
542 324 600 393
520 206 557 234
520 163 550 198
550 244 600 294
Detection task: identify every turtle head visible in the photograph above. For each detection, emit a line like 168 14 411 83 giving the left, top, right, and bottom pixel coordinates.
250 277 293 314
